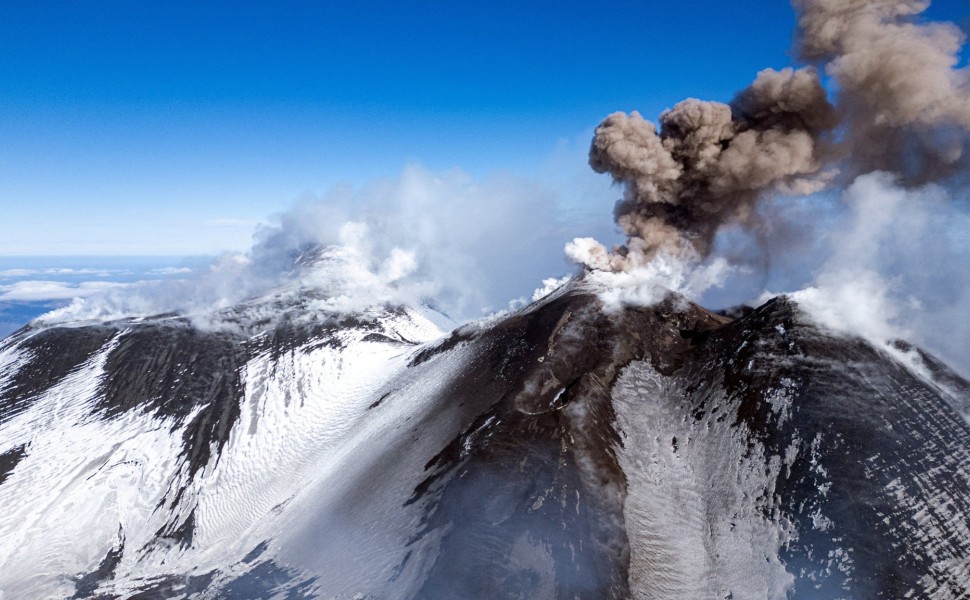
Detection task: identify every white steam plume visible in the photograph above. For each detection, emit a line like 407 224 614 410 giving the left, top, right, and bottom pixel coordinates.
41 165 607 329
776 172 970 376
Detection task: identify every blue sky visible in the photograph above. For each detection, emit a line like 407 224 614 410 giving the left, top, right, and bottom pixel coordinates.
0 0 806 255
2 1 968 256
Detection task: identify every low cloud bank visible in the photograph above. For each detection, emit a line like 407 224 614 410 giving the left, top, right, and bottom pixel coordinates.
0 281 129 302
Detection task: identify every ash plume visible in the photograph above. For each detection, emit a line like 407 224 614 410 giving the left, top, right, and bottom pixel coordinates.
795 0 970 181
581 0 970 270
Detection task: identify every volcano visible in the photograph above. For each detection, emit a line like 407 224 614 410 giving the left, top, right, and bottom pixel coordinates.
0 272 968 599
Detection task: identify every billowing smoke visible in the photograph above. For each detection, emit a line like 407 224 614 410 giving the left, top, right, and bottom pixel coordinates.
577 66 837 266
796 0 970 180
578 0 970 270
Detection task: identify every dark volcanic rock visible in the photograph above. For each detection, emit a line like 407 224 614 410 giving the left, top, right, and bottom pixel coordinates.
0 325 117 423
403 288 730 599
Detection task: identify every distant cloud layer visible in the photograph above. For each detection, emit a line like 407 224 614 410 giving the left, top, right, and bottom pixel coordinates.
0 268 129 278
0 262 196 307
0 280 128 302
146 267 194 275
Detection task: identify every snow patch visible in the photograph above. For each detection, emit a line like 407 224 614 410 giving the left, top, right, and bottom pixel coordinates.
611 360 795 599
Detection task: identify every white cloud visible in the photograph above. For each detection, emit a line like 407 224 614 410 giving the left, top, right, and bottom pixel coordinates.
41 268 128 277
531 275 572 302
146 267 193 275
38 164 609 325
1 268 131 278
0 281 129 302
786 272 903 344
244 164 589 317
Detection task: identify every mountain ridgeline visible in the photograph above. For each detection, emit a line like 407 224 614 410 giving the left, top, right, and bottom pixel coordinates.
0 277 967 598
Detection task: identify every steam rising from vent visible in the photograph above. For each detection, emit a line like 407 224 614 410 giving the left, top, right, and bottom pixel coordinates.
580 0 970 270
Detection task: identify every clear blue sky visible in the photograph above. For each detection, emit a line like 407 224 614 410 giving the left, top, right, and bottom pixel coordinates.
2 0 968 255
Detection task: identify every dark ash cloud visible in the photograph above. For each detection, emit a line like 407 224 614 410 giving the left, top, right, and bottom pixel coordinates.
583 0 970 270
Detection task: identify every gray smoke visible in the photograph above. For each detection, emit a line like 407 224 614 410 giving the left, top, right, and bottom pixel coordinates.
586 0 970 267
796 0 970 180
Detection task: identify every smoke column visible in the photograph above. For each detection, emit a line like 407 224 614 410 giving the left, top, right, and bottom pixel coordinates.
574 0 970 271
796 0 970 181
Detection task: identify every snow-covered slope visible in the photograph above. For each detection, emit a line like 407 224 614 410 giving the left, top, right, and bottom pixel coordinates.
0 277 968 598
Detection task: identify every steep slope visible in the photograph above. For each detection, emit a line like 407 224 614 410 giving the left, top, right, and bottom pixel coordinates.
0 290 446 598
0 279 967 598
